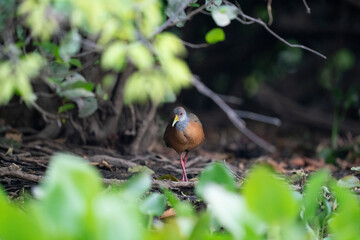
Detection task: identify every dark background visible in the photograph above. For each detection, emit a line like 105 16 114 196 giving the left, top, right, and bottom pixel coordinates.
159 0 360 158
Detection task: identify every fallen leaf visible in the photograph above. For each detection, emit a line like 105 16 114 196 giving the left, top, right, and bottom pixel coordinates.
336 158 353 170
238 162 245 171
54 138 67 144
304 158 325 169
101 160 113 171
128 165 154 175
5 132 22 142
289 157 305 167
5 146 13 156
265 158 287 173
160 208 176 219
156 174 179 181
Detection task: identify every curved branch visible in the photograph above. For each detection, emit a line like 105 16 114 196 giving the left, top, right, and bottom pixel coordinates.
302 0 311 14
226 0 326 59
32 101 60 120
181 40 209 48
191 76 276 152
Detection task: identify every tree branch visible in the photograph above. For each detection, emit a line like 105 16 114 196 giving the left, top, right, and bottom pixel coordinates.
181 40 209 48
32 101 60 120
225 0 326 59
302 0 311 14
191 76 276 152
0 164 42 182
235 110 281 126
267 0 274 25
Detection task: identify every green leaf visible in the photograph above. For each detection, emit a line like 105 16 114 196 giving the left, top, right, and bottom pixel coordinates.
76 97 98 118
36 41 58 56
69 58 82 68
101 41 127 71
93 194 145 240
128 165 154 175
32 153 103 237
202 184 261 239
62 89 95 99
244 74 260 96
163 90 177 103
102 74 116 89
211 5 237 27
189 212 212 240
337 175 360 188
140 193 167 216
278 47 303 69
61 72 86 86
59 29 82 62
329 183 360 240
205 28 225 44
318 147 337 164
302 170 330 224
19 0 58 40
195 162 237 199
128 44 154 69
243 166 299 225
335 48 355 72
58 103 75 114
161 187 194 217
0 187 45 239
48 61 69 79
162 187 180 207
119 172 152 199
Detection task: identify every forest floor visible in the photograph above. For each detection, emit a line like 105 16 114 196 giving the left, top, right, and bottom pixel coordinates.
1 118 359 204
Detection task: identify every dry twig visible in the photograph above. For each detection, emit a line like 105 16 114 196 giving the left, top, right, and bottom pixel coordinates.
224 0 326 59
0 164 196 189
0 164 42 182
267 0 273 25
87 155 138 168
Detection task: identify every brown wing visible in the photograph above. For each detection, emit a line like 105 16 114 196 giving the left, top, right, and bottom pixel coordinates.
188 113 202 126
183 117 204 151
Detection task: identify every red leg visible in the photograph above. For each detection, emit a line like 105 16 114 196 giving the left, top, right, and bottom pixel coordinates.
184 151 189 165
181 152 188 182
179 153 187 181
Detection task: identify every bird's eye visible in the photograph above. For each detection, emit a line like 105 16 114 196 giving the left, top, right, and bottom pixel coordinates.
180 113 183 116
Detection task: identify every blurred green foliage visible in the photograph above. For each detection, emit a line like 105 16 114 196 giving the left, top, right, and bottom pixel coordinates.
1 154 360 239
243 43 303 96
319 48 358 151
0 0 194 112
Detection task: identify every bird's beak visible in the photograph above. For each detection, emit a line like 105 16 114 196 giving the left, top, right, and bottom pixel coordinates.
172 114 179 127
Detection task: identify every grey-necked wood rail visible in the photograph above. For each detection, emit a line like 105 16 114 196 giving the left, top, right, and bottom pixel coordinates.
163 106 204 181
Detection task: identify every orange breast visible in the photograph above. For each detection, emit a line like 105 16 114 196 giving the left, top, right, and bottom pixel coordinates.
164 120 204 154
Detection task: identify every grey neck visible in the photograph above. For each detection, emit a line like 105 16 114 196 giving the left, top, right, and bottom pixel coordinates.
175 116 189 131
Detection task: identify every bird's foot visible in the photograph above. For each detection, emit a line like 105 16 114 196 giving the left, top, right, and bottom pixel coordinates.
181 174 189 182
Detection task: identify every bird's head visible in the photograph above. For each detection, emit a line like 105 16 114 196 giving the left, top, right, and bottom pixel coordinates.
172 106 187 127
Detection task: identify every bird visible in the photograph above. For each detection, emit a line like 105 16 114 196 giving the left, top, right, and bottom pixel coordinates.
163 106 204 181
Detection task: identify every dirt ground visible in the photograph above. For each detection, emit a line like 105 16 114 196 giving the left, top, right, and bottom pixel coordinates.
1 116 359 203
